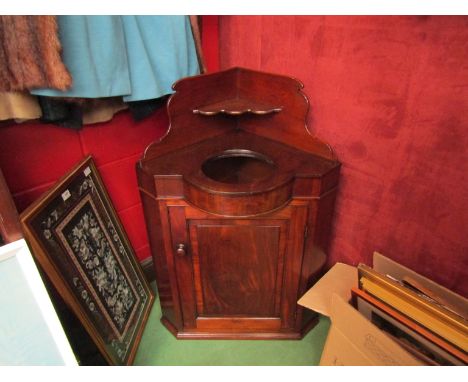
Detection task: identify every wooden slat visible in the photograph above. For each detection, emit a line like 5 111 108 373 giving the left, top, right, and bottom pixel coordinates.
0 168 22 244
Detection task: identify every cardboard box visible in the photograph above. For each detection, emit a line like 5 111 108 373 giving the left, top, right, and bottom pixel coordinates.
298 252 468 366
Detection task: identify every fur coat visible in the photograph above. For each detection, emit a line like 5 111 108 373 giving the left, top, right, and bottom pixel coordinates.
0 16 72 91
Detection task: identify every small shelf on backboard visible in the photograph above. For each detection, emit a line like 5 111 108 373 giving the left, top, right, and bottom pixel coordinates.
193 98 283 116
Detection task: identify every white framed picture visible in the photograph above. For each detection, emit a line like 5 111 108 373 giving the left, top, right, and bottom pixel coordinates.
0 239 78 366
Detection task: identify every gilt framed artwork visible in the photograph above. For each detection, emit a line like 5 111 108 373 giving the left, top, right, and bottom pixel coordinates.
20 156 154 365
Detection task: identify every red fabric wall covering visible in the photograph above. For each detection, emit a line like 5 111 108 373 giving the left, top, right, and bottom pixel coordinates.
202 16 220 72
219 15 468 297
0 109 169 261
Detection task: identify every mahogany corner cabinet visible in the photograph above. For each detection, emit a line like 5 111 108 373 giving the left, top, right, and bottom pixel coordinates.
137 67 340 339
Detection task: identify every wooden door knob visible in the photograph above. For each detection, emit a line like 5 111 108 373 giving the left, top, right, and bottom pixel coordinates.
176 243 186 256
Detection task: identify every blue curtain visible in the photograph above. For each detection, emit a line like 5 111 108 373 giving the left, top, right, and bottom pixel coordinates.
31 16 200 101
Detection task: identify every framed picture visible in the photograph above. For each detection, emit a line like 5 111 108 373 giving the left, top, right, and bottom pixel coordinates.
0 239 78 365
20 156 154 365
351 288 465 365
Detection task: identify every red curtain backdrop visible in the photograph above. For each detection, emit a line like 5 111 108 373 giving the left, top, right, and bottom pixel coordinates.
219 15 468 297
202 16 220 72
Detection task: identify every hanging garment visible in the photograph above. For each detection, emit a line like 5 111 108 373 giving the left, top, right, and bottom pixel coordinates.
37 97 83 129
32 16 200 101
0 92 41 121
31 16 131 99
82 98 128 125
0 16 72 92
37 96 129 129
127 96 169 121
120 15 200 101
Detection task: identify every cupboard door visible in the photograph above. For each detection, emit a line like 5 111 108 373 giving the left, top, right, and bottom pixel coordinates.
189 220 289 318
166 203 309 334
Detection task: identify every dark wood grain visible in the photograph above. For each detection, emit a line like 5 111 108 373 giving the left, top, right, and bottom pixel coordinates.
169 206 198 329
0 168 23 244
139 192 178 326
137 67 340 339
194 222 282 316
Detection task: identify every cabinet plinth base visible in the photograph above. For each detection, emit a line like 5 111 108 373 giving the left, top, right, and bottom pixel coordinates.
160 315 319 340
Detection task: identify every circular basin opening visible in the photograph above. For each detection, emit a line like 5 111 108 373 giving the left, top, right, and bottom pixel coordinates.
202 149 276 184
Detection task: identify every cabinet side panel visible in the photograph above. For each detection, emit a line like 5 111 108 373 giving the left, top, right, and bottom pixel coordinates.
280 204 309 329
139 192 177 325
168 206 197 329
193 223 282 317
309 189 338 285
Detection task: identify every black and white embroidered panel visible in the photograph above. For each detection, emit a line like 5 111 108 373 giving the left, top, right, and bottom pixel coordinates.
55 194 140 340
30 166 151 364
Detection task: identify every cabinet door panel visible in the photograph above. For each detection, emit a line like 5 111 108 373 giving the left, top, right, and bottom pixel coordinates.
190 220 288 317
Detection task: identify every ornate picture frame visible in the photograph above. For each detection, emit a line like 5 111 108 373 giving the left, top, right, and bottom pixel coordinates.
20 156 154 365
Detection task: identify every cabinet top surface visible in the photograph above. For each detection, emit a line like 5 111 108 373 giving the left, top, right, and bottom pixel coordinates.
139 130 339 195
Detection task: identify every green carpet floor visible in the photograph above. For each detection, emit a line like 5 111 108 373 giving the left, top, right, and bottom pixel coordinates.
133 294 330 366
